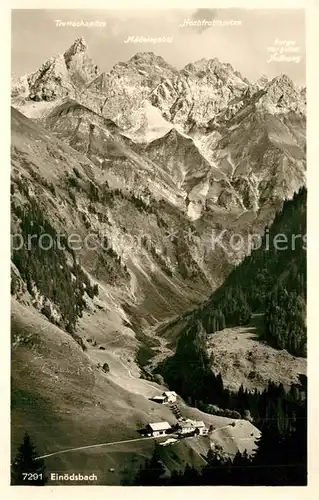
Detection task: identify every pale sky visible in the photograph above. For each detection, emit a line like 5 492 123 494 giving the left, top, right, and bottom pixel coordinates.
11 9 306 85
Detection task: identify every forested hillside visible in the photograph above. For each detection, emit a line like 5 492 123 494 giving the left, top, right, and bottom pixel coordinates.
184 187 306 357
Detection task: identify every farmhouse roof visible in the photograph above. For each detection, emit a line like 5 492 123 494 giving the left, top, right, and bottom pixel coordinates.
179 419 206 429
163 391 177 395
194 420 205 428
149 422 172 431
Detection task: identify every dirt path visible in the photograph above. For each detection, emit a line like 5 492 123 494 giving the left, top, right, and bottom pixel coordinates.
35 435 165 460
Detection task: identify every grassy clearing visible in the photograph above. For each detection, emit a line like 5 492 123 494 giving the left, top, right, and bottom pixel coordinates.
206 321 306 392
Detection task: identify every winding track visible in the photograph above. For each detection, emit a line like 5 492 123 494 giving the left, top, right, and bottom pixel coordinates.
35 435 161 460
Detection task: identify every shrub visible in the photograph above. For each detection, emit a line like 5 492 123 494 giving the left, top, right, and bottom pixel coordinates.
153 374 165 385
102 363 110 373
73 167 82 178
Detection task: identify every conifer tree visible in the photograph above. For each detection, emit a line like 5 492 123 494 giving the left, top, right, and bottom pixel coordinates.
11 432 47 485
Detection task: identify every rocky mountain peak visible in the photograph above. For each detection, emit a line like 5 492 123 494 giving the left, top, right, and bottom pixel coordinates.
128 52 174 70
183 57 245 83
63 37 99 84
64 37 88 66
11 38 100 115
130 51 159 63
256 73 306 113
160 127 185 144
183 57 218 74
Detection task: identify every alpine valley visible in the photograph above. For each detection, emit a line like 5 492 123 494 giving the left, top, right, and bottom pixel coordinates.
11 38 307 486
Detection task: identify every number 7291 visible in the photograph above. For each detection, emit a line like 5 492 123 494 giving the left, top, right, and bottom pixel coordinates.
22 473 43 481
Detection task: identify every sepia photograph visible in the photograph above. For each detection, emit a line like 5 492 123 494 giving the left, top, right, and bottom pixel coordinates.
10 7 307 487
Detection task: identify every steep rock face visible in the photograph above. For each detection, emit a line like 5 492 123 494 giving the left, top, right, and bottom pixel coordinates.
144 128 212 190
206 325 306 392
12 107 221 335
204 74 306 138
194 76 306 218
63 37 99 85
44 100 120 163
150 58 249 133
26 54 73 102
11 74 30 99
89 52 179 128
11 37 307 482
44 100 184 205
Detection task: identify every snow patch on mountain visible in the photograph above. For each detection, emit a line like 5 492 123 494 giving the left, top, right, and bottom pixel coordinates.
124 102 174 143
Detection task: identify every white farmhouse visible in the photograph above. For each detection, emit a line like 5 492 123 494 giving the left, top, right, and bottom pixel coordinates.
146 422 172 437
178 419 207 436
